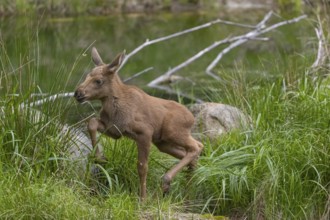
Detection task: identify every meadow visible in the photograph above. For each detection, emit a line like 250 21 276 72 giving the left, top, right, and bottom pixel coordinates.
1 7 330 220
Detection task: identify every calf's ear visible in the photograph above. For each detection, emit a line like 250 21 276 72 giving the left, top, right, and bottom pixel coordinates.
91 47 104 66
107 51 126 73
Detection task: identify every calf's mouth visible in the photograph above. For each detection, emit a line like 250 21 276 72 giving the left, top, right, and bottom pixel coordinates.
74 90 86 103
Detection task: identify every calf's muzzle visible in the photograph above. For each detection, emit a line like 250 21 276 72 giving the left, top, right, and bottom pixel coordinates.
74 89 86 103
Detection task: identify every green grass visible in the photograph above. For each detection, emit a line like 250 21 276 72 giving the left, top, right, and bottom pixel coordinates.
1 15 330 220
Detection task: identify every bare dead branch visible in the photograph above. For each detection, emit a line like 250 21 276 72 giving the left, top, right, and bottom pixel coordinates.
206 14 307 79
261 14 307 33
205 12 274 79
311 15 327 70
148 36 269 85
20 92 74 108
256 11 274 29
149 37 233 84
123 67 153 82
119 17 258 71
149 12 306 86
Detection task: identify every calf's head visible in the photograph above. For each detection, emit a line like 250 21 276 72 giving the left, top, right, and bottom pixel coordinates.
74 47 125 103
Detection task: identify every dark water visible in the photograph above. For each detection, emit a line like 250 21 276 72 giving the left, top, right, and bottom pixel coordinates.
0 11 312 98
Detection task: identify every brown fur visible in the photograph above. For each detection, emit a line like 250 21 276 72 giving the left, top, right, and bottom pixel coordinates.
74 47 203 200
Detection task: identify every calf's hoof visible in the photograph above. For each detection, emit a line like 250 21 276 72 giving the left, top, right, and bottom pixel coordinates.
188 158 198 171
162 175 171 196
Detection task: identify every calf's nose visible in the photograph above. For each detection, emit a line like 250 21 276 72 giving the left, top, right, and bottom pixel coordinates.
74 90 84 102
74 90 80 98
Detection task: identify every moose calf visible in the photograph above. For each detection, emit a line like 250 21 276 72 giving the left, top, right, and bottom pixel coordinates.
74 47 203 200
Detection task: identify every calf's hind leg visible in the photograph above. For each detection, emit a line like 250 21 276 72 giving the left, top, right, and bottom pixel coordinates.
156 141 199 170
161 136 202 194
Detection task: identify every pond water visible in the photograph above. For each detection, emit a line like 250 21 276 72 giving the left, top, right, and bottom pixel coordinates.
0 11 312 99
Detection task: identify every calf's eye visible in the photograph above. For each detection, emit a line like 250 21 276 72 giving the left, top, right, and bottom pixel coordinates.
95 79 103 85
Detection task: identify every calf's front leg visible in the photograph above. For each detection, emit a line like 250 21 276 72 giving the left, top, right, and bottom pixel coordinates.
136 135 151 201
88 117 106 163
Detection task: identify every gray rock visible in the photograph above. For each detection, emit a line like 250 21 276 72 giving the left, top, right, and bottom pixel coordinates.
61 125 92 168
189 102 252 140
61 124 103 180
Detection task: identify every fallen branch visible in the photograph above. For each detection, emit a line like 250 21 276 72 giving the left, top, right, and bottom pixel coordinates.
148 12 307 93
206 11 274 79
206 13 307 78
123 67 153 82
311 27 326 69
148 11 272 84
119 17 258 70
148 36 269 85
311 15 328 70
20 92 74 108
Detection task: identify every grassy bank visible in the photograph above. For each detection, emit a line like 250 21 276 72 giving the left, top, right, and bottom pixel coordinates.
1 18 330 220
